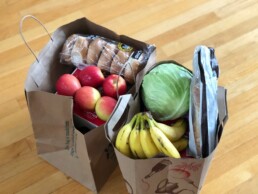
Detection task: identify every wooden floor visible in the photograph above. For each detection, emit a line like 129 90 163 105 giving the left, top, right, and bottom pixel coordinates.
1 0 258 193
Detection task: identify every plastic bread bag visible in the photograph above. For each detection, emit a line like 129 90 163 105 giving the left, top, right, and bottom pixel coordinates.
188 45 219 158
60 34 154 83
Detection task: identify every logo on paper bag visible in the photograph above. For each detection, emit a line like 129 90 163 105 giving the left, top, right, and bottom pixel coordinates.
65 121 78 158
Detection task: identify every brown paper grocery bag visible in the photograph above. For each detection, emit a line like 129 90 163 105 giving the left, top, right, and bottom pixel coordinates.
22 15 156 193
105 86 227 194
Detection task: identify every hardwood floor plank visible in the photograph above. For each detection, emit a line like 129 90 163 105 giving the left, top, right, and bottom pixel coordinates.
0 162 58 194
50 181 92 194
162 2 258 57
0 11 84 53
15 171 72 194
0 149 42 183
0 135 32 167
203 155 258 194
207 120 258 182
0 109 32 149
0 99 21 119
226 175 258 194
225 85 258 133
103 0 206 35
148 12 220 49
132 0 235 41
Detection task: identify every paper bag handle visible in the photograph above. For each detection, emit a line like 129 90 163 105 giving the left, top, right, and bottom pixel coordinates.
19 15 53 63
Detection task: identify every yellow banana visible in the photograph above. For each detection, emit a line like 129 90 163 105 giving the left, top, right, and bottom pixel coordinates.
140 115 160 158
153 119 187 142
146 115 181 159
129 115 146 159
173 137 188 152
115 114 138 157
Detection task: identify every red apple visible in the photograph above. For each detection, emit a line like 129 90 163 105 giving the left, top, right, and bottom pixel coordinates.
74 86 101 111
55 74 81 96
102 74 127 99
79 65 105 88
95 96 117 121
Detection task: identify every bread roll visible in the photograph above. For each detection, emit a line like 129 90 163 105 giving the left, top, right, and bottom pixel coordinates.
60 34 78 65
110 50 131 74
86 37 107 65
97 43 117 72
124 52 145 83
71 36 89 65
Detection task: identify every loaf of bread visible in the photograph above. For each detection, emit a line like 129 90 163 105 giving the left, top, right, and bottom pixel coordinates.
124 51 146 84
60 34 78 65
110 50 131 75
71 36 89 65
60 34 153 83
86 37 107 65
97 42 118 72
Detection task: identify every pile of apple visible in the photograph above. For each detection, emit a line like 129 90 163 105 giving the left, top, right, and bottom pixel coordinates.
55 65 127 121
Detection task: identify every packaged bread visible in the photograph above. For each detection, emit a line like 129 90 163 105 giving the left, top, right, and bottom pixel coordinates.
124 51 146 84
97 42 118 72
60 34 153 83
86 37 107 65
110 44 132 74
60 34 78 64
70 36 89 65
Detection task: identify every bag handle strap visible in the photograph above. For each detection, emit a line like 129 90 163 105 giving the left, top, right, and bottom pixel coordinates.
19 15 53 63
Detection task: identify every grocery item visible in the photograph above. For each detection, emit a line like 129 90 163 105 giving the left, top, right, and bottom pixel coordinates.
71 36 89 65
139 115 160 158
115 112 186 159
55 74 81 96
152 119 187 142
110 49 131 74
95 96 117 121
74 86 101 111
189 46 220 158
141 62 192 121
145 114 181 159
97 42 117 71
86 37 107 65
115 114 139 157
102 74 127 99
172 138 188 152
60 34 154 83
124 51 146 83
129 115 146 159
78 65 104 87
60 34 78 64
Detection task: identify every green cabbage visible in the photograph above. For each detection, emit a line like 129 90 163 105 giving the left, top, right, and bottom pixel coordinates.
141 62 192 121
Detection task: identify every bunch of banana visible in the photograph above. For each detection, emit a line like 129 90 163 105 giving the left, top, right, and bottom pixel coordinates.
129 115 146 159
115 112 188 159
115 113 139 158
